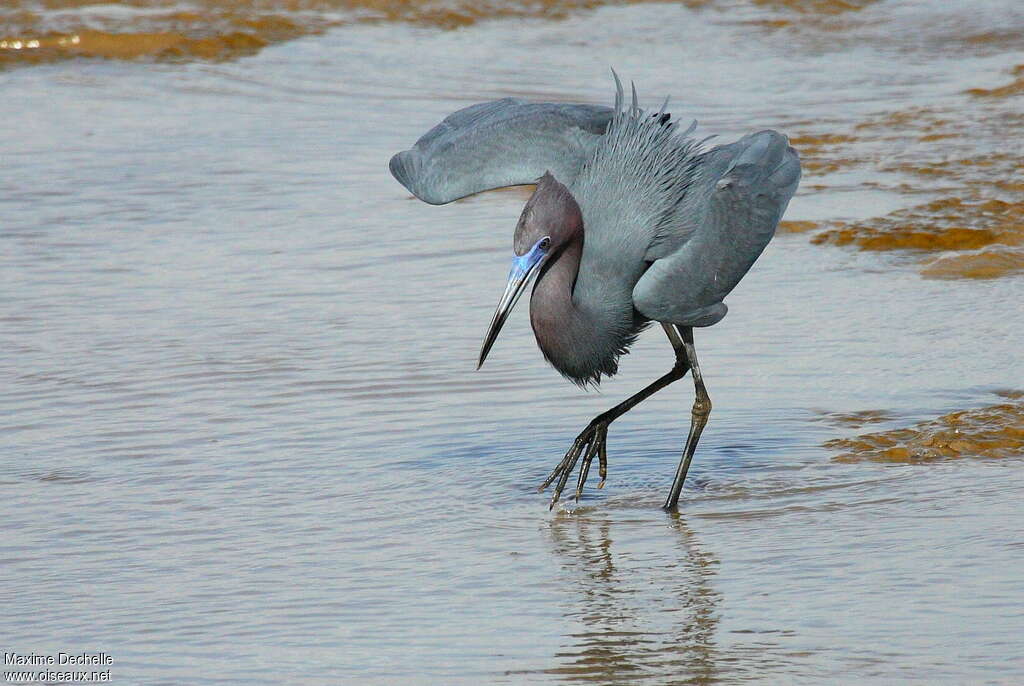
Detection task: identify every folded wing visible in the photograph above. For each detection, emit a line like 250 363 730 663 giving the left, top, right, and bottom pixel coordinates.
390 98 613 205
633 130 801 326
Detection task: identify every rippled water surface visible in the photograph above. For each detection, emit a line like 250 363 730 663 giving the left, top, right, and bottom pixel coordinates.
3 0 1023 683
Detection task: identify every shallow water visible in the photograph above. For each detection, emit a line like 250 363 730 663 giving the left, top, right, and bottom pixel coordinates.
2 0 1023 683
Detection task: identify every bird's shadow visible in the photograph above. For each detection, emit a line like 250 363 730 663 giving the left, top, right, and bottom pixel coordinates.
538 508 722 685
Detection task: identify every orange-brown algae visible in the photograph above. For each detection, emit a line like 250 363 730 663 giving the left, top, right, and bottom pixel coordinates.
778 220 821 234
785 132 862 175
752 0 878 15
808 196 1024 268
921 246 1024 280
826 396 1024 463
966 64 1024 98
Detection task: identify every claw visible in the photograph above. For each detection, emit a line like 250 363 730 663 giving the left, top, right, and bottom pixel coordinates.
550 447 577 507
540 437 582 491
540 421 610 507
547 435 587 508
574 440 598 502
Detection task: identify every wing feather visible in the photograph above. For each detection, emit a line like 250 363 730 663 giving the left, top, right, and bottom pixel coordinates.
390 98 613 205
633 130 801 326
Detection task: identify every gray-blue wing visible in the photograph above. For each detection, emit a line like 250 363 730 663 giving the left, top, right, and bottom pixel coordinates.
389 98 613 205
632 130 801 326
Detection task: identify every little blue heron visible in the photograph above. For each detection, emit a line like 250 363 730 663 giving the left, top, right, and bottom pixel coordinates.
389 74 801 509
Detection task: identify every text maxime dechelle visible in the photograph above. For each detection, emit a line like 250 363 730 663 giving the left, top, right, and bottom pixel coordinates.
4 653 113 683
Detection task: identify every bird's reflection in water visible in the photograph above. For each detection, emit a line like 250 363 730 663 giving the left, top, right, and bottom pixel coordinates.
545 509 720 685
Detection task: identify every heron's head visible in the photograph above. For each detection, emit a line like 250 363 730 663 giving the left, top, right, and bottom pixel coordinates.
478 172 583 369
512 172 583 254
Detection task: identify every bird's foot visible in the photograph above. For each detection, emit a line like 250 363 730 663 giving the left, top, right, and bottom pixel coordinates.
538 420 609 509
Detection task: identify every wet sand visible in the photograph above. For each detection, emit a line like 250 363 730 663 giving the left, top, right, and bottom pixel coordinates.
2 0 1023 683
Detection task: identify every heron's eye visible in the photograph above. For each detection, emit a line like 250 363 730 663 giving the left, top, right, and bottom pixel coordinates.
539 237 551 250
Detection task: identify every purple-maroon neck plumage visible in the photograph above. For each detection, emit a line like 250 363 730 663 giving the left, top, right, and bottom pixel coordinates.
515 173 647 387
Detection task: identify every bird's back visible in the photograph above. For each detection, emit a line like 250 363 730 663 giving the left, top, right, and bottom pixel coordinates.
570 88 705 296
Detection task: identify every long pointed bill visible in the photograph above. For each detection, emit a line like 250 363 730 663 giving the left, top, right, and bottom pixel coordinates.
478 237 550 369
